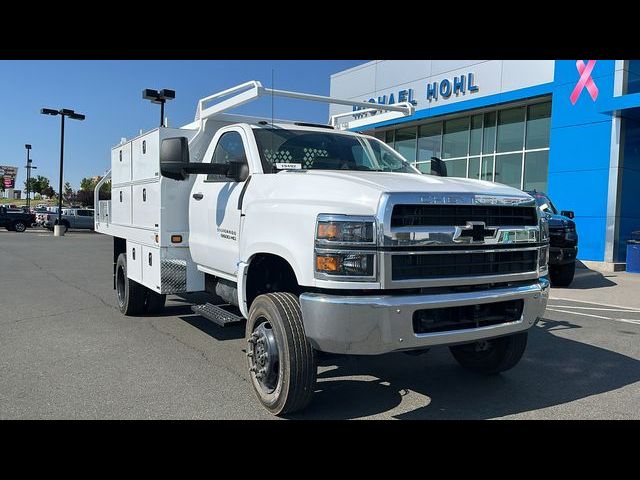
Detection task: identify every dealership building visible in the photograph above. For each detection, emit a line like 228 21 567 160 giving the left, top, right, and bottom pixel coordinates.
329 60 640 270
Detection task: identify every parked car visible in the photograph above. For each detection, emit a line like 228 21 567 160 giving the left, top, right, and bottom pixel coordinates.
0 205 35 232
34 207 49 225
527 191 578 287
44 208 95 232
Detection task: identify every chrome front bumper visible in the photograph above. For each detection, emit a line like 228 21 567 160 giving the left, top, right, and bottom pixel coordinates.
299 278 549 355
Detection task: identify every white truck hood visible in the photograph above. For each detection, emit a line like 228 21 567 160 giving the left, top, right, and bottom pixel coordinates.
301 170 527 196
254 170 532 216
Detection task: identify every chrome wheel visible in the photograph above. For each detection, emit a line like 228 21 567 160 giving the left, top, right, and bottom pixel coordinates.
247 319 280 393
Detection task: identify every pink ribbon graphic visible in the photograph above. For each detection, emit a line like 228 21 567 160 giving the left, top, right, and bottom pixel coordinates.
570 60 599 105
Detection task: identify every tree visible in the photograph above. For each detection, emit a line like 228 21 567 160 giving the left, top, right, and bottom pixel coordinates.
80 177 96 192
25 175 52 195
63 182 75 205
42 186 55 199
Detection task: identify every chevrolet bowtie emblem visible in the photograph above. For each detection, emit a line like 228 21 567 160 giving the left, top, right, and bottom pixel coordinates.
453 221 497 242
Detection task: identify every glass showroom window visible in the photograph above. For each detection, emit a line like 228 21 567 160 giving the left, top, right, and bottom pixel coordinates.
395 127 417 162
497 106 526 153
377 99 550 188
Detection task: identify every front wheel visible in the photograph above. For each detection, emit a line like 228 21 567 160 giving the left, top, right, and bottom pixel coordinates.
12 221 27 232
549 261 575 287
449 332 528 375
246 292 317 416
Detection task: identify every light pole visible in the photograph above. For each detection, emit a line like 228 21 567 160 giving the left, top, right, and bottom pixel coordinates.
142 88 175 127
24 144 37 210
40 108 85 236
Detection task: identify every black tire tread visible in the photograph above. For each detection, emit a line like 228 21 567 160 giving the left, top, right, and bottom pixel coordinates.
271 292 316 413
450 332 528 375
248 292 316 415
550 262 575 287
116 253 146 316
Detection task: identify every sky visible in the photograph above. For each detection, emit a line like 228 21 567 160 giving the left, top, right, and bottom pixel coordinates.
0 60 365 192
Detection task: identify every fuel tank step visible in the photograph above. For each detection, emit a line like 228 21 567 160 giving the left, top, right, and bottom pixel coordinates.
191 303 244 327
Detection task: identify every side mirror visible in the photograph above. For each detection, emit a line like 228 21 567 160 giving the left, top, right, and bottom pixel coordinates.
160 137 189 181
560 210 575 219
430 156 447 177
227 161 249 182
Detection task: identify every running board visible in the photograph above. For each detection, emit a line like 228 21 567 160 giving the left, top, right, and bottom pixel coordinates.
191 303 243 327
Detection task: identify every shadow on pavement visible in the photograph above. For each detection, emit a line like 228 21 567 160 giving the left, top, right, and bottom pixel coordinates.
567 264 618 290
287 317 640 420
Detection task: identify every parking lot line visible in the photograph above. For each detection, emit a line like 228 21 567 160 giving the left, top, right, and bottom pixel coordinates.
548 296 640 312
547 305 640 313
546 308 640 325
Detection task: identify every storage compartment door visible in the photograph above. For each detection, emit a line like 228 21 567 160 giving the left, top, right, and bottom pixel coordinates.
111 143 132 184
132 182 159 229
111 186 131 225
132 130 160 181
127 241 142 283
142 246 161 292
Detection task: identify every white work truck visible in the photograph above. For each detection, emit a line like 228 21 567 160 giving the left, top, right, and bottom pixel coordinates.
95 81 550 415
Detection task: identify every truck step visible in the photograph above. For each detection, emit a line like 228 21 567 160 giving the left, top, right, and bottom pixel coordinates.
191 303 243 327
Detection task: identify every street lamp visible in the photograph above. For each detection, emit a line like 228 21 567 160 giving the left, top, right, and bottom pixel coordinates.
24 144 37 210
40 108 86 236
143 88 175 127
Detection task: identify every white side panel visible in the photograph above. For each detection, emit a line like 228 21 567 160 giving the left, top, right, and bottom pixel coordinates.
111 142 132 184
132 182 160 229
142 245 161 292
111 186 131 225
127 241 142 283
132 130 160 181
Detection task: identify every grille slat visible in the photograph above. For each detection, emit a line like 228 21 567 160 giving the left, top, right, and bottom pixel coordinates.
391 204 537 228
392 250 538 280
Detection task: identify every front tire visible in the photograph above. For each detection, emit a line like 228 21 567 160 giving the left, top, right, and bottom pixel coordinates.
246 292 317 416
549 261 575 287
115 253 146 315
449 332 528 375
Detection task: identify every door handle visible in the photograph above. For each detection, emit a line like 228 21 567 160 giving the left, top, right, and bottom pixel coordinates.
192 193 204 200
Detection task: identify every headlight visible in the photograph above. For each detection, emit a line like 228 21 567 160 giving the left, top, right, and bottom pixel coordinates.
315 251 375 278
316 215 376 245
540 215 550 242
315 214 378 281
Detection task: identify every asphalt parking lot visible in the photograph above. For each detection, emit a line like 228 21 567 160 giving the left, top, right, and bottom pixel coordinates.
1 228 639 419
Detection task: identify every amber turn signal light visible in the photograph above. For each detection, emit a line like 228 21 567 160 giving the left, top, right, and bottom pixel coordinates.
317 223 339 240
171 235 183 243
316 255 340 272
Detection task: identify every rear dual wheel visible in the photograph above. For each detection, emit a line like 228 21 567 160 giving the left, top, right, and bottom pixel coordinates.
115 253 166 315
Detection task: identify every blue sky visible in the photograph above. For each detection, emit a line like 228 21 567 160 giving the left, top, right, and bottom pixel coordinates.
0 60 365 191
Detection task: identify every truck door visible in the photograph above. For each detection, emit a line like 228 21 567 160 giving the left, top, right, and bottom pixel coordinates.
189 129 250 277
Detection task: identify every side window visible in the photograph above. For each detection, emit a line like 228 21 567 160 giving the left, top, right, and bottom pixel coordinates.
206 131 247 182
77 210 93 217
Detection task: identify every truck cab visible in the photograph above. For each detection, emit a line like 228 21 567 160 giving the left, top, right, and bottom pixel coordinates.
95 81 550 416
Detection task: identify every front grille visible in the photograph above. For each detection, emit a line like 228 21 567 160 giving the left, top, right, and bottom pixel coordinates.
391 204 538 228
413 299 524 334
392 250 538 280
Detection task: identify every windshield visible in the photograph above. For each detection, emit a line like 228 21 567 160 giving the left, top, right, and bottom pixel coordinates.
253 128 419 174
531 193 558 215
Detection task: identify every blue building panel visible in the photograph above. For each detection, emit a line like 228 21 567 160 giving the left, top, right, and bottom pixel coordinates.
547 122 612 173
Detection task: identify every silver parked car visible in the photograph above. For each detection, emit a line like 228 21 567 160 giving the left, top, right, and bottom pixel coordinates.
44 208 94 232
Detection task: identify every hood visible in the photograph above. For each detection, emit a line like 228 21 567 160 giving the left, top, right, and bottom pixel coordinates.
546 212 576 229
301 170 530 196
252 170 534 217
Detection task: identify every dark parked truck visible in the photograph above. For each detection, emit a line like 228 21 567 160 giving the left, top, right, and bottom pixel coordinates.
0 206 35 232
527 191 578 287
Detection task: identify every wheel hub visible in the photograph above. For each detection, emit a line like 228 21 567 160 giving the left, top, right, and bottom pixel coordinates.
247 321 279 393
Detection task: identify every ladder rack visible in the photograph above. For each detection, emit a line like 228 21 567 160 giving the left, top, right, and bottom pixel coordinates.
193 80 414 130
